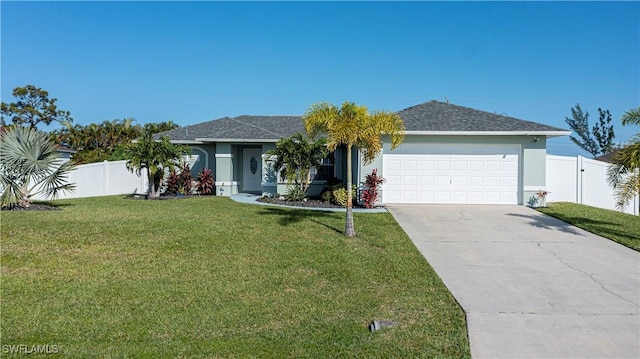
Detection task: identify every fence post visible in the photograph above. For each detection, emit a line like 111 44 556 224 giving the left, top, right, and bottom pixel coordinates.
102 160 108 196
635 169 640 216
576 156 582 204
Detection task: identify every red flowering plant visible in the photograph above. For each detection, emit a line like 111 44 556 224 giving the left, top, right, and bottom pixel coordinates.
362 169 385 208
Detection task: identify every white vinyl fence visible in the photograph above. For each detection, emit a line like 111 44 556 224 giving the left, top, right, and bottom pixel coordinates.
29 156 638 214
546 155 639 215
33 160 148 200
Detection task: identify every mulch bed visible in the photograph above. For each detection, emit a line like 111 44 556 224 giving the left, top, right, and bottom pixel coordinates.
125 194 205 200
257 197 374 209
1 203 60 211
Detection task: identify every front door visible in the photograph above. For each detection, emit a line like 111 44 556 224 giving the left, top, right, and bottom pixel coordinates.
242 148 262 192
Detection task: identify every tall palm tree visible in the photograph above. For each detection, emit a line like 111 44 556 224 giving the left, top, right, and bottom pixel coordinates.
608 107 640 209
0 126 76 208
304 102 405 237
124 130 189 198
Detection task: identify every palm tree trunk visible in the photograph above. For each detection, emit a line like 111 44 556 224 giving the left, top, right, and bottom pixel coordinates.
345 144 356 237
148 169 159 198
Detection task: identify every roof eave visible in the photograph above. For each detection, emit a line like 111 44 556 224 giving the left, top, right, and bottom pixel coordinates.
169 140 204 144
404 130 571 138
194 138 279 143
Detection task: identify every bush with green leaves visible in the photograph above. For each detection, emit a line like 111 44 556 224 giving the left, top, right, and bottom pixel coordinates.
320 176 343 202
0 126 76 208
331 186 356 207
321 190 333 202
332 188 348 206
196 168 214 195
285 185 306 202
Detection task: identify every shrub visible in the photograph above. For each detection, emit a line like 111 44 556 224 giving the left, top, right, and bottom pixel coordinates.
332 188 348 206
178 162 193 195
285 185 306 202
165 168 179 195
331 186 356 207
163 162 193 196
196 168 214 195
320 176 343 202
362 169 385 208
321 190 333 202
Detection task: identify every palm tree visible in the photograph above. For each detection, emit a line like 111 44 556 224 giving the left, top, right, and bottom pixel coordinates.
608 107 640 209
266 133 328 193
124 130 189 198
0 126 76 208
304 101 405 236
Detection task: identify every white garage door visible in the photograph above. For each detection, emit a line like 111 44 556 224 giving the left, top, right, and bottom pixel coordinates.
383 144 520 204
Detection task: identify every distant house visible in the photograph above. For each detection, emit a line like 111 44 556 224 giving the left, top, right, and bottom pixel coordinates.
155 100 570 205
55 144 76 161
594 150 620 163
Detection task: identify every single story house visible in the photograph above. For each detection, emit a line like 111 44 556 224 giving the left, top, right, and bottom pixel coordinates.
155 100 570 205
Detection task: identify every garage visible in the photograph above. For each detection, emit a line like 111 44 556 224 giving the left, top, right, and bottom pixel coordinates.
382 143 520 204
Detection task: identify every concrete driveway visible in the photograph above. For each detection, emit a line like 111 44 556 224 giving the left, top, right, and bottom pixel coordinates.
387 204 640 359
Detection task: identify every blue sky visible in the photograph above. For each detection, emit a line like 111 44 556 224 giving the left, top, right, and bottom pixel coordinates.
1 1 638 156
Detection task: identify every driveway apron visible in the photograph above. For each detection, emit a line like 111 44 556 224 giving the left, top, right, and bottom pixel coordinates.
387 204 640 359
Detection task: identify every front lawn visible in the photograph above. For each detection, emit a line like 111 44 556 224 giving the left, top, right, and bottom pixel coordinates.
1 196 470 358
538 202 640 251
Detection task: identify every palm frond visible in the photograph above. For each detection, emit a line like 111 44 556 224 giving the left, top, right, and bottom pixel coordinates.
613 170 640 210
0 126 76 207
303 102 337 140
607 162 628 188
621 107 640 126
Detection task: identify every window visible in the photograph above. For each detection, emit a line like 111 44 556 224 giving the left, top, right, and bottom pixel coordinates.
310 153 335 181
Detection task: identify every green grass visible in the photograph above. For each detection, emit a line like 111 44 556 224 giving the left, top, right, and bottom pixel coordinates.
1 196 470 358
538 202 640 251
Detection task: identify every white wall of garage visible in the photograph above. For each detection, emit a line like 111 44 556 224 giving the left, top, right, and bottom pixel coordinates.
359 135 547 205
383 144 520 204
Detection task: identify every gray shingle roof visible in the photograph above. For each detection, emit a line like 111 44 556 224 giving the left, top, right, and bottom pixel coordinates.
154 115 305 142
398 101 568 132
594 149 620 163
156 100 568 142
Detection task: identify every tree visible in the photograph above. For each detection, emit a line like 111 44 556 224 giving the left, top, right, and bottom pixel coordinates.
1 85 72 128
123 129 189 198
50 119 179 164
266 133 328 194
593 108 615 155
607 107 640 209
0 126 76 208
565 104 615 158
143 120 179 134
304 102 405 237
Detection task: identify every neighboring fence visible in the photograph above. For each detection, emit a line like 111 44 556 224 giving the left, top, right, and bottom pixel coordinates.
34 160 148 200
546 155 639 215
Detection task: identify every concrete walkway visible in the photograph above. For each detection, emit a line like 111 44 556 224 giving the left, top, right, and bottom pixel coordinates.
230 193 388 213
387 204 640 359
